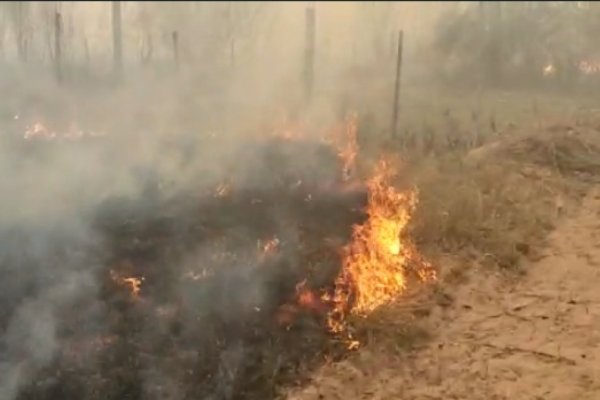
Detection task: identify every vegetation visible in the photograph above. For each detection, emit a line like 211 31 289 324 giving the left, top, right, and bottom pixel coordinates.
432 2 600 89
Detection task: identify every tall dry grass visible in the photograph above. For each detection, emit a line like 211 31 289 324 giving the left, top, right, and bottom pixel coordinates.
404 124 600 271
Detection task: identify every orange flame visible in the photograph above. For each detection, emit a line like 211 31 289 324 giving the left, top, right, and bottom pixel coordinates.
110 270 144 298
122 277 143 296
337 115 359 181
579 59 600 75
275 280 326 328
265 113 435 345
543 64 556 76
215 182 232 198
295 280 326 314
327 113 359 181
23 121 105 140
324 158 435 335
259 236 280 261
24 122 56 140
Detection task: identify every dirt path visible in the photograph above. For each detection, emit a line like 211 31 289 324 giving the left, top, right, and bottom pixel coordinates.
287 186 600 400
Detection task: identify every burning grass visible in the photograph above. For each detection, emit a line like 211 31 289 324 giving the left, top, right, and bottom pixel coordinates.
325 158 435 336
6 117 434 400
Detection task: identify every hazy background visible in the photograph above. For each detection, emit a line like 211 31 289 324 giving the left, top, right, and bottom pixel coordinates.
0 2 457 136
1 2 598 142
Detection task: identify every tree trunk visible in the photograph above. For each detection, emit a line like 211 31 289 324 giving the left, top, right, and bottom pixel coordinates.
391 30 404 138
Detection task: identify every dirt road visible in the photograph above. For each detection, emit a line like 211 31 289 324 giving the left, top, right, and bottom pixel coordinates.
287 186 600 399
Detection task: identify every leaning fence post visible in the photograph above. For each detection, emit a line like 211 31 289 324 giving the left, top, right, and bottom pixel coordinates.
391 29 404 139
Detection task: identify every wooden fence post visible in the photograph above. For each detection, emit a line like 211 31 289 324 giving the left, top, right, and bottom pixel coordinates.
112 1 123 77
304 7 316 104
391 29 404 138
172 30 179 71
54 11 62 83
230 38 235 69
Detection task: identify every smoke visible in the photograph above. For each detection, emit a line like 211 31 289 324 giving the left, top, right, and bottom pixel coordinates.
0 3 456 399
0 121 357 399
0 270 96 398
0 208 100 400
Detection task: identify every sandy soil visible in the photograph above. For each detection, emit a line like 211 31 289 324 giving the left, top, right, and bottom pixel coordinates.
286 186 600 400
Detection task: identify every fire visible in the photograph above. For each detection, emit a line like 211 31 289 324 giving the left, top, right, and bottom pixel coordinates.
543 60 600 77
259 236 280 260
295 280 325 314
266 114 434 340
214 182 232 198
110 270 144 297
336 114 359 181
578 59 600 75
264 113 434 343
543 64 556 76
122 277 143 296
275 280 326 328
324 158 434 334
23 121 105 140
24 122 56 140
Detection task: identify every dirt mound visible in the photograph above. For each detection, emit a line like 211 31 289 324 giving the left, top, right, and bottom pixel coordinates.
465 124 600 176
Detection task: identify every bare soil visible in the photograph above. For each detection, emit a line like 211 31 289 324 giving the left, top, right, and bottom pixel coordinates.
286 185 600 400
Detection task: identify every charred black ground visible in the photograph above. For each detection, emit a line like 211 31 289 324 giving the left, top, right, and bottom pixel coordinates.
2 135 368 400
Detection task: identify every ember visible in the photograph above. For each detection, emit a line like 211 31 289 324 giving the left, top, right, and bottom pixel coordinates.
295 280 325 314
22 121 105 141
259 236 280 260
24 122 56 140
215 182 232 198
110 269 144 297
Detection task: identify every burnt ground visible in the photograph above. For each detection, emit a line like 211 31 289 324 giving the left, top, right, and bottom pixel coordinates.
0 136 369 400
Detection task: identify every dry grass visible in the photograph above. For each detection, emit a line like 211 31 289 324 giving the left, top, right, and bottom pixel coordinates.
350 89 600 272
406 124 600 271
353 89 600 272
283 91 600 400
343 122 600 363
411 157 559 269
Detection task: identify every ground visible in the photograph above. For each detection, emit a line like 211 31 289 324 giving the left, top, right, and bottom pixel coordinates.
286 183 600 399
